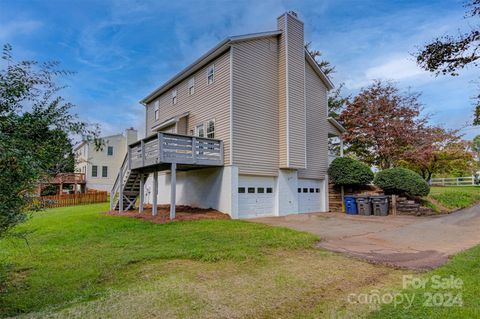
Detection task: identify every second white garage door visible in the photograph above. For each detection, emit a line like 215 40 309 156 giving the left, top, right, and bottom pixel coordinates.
298 179 323 213
238 176 275 219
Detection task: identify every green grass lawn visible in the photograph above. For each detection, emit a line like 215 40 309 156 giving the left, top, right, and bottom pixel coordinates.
0 203 316 317
427 186 480 211
369 244 480 318
0 204 405 318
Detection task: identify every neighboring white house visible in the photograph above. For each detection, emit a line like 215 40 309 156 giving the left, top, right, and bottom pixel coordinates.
111 11 345 219
75 128 138 191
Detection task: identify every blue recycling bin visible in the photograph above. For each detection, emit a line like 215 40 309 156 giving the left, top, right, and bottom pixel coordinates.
344 196 358 215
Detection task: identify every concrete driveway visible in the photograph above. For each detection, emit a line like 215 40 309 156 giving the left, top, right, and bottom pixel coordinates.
253 204 480 270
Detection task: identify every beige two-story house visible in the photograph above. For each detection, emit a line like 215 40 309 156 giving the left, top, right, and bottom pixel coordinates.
111 11 345 219
75 128 138 191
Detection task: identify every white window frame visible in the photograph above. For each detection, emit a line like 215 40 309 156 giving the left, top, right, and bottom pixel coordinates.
188 77 195 95
107 146 114 156
206 119 215 138
102 165 108 178
154 100 159 120
195 123 205 138
171 89 177 105
207 64 215 85
195 119 215 138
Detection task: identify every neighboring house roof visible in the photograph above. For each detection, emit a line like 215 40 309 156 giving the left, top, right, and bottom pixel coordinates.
140 29 334 104
73 133 124 151
327 117 346 134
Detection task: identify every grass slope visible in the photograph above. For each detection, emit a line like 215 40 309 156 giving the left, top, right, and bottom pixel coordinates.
428 186 480 211
0 204 317 317
370 245 480 318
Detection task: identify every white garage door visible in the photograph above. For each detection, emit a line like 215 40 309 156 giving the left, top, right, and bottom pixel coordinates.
298 179 323 213
238 176 275 218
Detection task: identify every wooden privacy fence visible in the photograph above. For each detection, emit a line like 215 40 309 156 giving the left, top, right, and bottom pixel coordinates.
36 191 108 208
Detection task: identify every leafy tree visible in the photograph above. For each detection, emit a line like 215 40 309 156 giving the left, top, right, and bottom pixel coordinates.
374 167 430 197
473 134 480 158
340 80 428 169
415 0 480 124
399 127 475 180
305 42 350 117
0 44 99 238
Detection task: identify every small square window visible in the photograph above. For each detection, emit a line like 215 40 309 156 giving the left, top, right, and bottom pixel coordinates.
207 65 215 84
248 187 255 193
257 187 265 193
303 188 308 193
238 187 245 193
107 146 113 156
171 89 177 104
188 77 195 95
309 188 314 193
315 188 320 193
266 188 273 193
298 188 301 193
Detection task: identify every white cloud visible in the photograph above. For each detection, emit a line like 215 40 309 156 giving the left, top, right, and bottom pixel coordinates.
344 55 434 89
0 20 42 40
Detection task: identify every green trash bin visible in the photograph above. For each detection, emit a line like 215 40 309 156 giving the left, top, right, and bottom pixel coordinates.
356 196 372 216
371 196 389 216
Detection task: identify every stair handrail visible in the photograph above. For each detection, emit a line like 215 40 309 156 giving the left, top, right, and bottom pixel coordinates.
110 153 129 210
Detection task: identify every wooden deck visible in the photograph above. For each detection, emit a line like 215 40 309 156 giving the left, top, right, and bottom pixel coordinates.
128 132 223 171
111 132 224 217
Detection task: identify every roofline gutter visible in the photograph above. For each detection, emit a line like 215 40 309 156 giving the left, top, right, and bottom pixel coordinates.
327 117 346 133
304 49 334 90
140 30 283 105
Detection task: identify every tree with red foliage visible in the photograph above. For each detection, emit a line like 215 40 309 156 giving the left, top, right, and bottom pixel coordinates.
340 80 428 169
399 127 475 180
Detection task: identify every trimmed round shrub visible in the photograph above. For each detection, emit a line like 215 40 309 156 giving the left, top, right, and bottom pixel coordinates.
328 157 374 186
374 167 430 196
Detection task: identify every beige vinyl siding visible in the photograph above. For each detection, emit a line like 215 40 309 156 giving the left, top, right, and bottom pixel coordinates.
145 51 231 165
285 13 306 169
298 62 329 179
277 14 288 167
232 38 279 176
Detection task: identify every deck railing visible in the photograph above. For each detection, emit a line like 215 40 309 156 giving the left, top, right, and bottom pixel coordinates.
129 132 224 169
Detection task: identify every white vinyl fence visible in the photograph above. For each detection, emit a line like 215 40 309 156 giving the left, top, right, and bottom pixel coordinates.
430 176 479 187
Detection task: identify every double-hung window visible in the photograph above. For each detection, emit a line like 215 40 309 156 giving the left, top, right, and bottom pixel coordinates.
188 77 195 95
154 100 159 120
107 146 113 156
102 166 108 178
207 65 215 84
171 89 177 105
206 119 215 138
92 165 98 177
195 123 205 137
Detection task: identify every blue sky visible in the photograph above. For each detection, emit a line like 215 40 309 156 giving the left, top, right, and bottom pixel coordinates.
1 0 479 139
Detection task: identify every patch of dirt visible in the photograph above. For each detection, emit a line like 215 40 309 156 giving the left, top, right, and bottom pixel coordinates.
105 205 230 224
426 196 451 214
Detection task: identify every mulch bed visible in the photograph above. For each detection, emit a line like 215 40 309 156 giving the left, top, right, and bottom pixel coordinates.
105 205 230 224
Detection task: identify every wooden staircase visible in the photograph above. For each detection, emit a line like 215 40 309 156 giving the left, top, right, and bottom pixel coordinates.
113 169 142 210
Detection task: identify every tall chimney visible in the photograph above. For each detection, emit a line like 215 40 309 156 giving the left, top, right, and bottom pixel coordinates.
125 127 138 146
277 11 306 169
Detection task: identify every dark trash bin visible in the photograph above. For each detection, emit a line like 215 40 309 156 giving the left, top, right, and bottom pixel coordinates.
344 196 358 215
356 195 372 216
371 195 389 216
